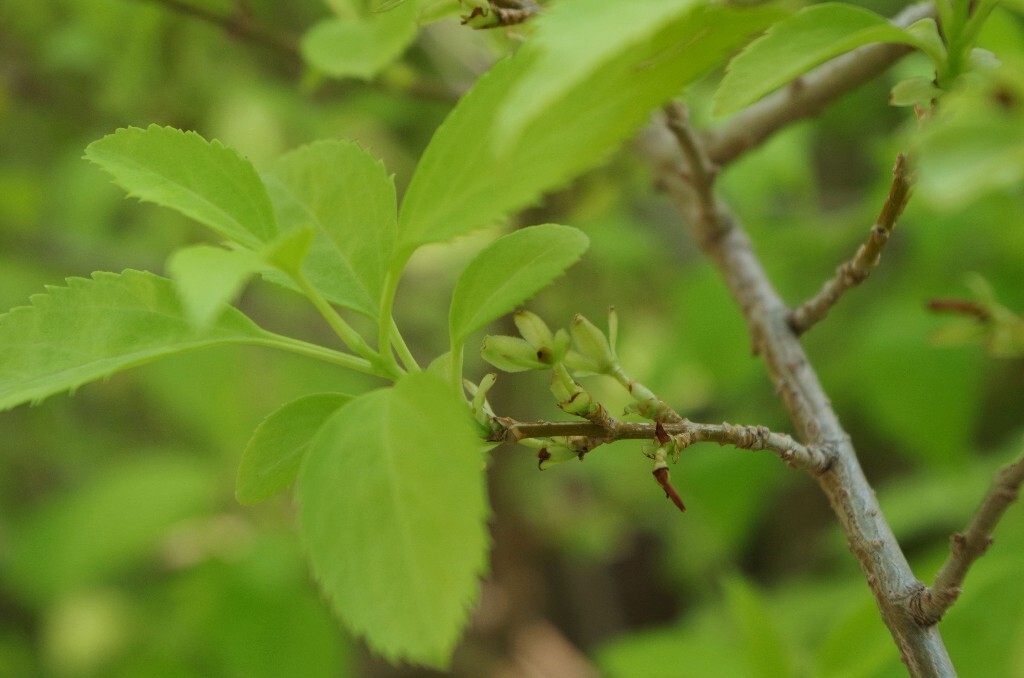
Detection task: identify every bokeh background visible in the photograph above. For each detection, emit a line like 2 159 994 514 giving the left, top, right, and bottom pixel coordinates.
2 1 1023 676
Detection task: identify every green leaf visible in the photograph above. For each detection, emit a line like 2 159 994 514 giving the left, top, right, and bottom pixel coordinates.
449 224 588 346
397 2 784 255
495 0 698 145
236 392 352 505
904 18 947 66
84 125 277 249
297 372 489 668
714 4 921 116
301 0 418 80
890 76 943 107
167 245 264 329
262 140 398 316
0 270 269 411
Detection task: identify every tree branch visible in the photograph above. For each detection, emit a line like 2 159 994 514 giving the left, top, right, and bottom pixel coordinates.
908 450 1024 625
137 0 300 56
490 416 831 471
654 105 956 676
702 2 936 167
789 153 913 334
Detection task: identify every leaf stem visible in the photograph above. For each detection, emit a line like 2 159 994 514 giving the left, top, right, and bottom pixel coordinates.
251 332 380 375
376 266 406 377
294 269 402 380
389 318 421 372
606 362 683 424
449 344 465 389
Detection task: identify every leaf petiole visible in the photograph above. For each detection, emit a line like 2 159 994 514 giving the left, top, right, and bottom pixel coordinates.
389 318 421 372
376 266 407 376
250 333 379 376
292 268 403 380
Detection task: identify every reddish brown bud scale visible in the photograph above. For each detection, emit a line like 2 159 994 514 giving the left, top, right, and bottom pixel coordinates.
536 448 550 470
655 422 670 445
653 467 686 513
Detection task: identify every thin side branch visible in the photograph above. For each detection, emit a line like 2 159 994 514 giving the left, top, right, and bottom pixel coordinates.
138 0 300 56
653 106 956 676
789 153 913 334
703 2 936 167
908 451 1024 625
490 417 831 472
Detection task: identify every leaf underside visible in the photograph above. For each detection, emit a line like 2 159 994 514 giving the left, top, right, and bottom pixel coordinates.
713 3 916 116
397 1 785 256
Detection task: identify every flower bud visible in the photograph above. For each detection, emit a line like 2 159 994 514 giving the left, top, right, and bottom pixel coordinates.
607 306 619 356
550 372 596 418
570 314 615 373
552 329 571 361
562 349 602 374
481 335 547 372
536 444 578 470
514 310 553 349
550 363 609 422
464 373 498 431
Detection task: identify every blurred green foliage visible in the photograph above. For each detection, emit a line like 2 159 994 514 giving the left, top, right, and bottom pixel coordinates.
1 0 1023 676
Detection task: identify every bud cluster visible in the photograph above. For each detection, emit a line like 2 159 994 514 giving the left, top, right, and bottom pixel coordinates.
480 310 570 372
481 308 619 376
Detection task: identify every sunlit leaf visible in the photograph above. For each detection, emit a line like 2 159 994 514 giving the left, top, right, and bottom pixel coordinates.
236 392 352 505
714 4 920 116
0 270 269 411
85 125 277 248
262 140 397 316
449 224 588 346
297 372 488 668
398 2 784 255
495 0 699 144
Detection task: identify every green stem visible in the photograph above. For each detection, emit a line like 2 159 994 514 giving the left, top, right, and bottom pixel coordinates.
607 362 682 423
251 333 380 376
449 343 465 390
390 318 421 372
376 265 405 377
294 269 402 380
